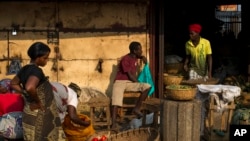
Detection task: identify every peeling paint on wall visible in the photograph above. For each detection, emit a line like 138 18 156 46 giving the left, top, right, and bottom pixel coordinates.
0 1 150 95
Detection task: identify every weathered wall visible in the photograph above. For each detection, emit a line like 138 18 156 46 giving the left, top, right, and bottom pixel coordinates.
0 1 149 96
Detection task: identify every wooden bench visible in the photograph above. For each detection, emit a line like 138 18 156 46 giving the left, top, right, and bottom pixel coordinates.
87 97 111 129
117 91 141 121
141 98 161 127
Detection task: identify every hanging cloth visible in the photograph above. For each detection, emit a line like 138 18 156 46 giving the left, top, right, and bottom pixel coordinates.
138 63 155 96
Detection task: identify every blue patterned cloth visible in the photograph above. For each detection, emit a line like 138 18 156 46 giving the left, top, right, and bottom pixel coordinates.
0 79 15 93
0 112 23 139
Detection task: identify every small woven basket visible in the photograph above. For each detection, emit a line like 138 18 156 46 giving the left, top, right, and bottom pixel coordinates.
165 85 197 101
165 63 183 74
164 73 184 86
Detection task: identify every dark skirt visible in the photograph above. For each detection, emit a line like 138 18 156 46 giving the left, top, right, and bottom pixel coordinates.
22 80 61 141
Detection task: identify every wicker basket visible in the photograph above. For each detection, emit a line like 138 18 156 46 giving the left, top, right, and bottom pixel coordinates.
165 63 183 74
163 73 184 86
88 128 160 141
165 85 197 101
181 78 219 86
109 128 160 141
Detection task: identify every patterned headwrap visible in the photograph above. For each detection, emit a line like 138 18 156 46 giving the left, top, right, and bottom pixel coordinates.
68 82 82 98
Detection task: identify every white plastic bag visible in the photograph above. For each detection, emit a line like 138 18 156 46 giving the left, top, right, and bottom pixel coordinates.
165 55 183 64
0 112 23 139
129 113 154 129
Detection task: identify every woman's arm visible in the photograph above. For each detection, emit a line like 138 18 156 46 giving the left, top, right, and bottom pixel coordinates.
10 76 23 94
207 54 213 78
11 75 44 111
25 76 44 111
25 76 40 103
67 105 90 126
184 55 191 71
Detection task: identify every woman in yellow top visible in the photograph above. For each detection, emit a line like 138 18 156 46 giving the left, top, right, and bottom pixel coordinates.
184 23 213 80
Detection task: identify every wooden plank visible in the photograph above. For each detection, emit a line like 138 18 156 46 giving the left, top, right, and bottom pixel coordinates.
123 92 141 97
193 100 202 141
122 104 136 107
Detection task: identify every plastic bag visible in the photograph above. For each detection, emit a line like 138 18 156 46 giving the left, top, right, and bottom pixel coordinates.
129 113 154 129
138 63 155 96
0 112 23 139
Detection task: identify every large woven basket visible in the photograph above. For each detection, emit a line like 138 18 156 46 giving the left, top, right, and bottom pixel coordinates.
165 85 197 101
88 128 160 141
163 73 184 86
181 78 219 86
109 128 160 141
165 63 183 74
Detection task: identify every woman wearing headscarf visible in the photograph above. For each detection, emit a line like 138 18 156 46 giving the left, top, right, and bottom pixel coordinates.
50 82 95 141
184 23 213 80
10 42 61 141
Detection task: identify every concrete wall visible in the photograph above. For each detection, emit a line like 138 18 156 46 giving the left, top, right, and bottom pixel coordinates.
0 1 149 96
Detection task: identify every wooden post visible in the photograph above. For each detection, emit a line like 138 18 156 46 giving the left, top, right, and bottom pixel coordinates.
248 64 250 82
160 99 202 141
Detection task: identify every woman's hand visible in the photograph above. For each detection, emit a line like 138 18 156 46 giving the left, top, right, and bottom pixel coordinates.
82 120 91 126
30 102 44 112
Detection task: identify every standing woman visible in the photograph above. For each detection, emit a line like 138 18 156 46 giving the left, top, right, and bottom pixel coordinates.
10 42 61 141
184 23 212 80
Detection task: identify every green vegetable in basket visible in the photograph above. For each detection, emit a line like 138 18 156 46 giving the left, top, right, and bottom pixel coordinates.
167 85 192 90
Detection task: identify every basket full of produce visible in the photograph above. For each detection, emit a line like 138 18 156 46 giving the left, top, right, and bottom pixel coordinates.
165 84 197 101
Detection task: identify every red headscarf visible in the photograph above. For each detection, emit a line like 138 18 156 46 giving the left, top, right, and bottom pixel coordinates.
189 24 202 33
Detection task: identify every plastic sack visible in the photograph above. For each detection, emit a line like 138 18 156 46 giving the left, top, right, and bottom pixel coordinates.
165 55 183 64
0 111 23 139
129 112 154 129
138 63 155 96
